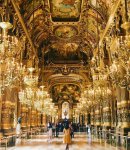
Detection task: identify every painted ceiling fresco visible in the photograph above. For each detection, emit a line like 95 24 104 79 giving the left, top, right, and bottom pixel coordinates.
44 46 88 64
45 44 83 63
49 0 82 21
3 0 118 108
51 84 81 103
18 0 109 58
17 0 111 79
54 26 78 39
51 42 79 56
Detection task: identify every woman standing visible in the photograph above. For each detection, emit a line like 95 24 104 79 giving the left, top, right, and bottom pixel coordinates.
48 122 53 143
16 117 22 137
16 117 22 145
63 122 71 150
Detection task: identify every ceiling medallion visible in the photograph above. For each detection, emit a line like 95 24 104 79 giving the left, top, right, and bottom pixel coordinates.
54 26 78 39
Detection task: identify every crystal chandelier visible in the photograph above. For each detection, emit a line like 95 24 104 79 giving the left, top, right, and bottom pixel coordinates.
35 96 54 114
90 2 108 87
91 55 109 88
18 86 47 107
0 21 24 93
18 88 34 107
0 22 18 57
18 80 55 111
108 34 130 88
108 1 130 89
18 66 39 107
33 86 48 110
77 84 112 112
24 67 38 86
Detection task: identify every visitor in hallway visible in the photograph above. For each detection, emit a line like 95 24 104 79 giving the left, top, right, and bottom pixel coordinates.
63 122 71 150
52 123 56 137
69 122 74 138
16 117 22 137
47 122 53 143
16 117 22 145
55 123 59 137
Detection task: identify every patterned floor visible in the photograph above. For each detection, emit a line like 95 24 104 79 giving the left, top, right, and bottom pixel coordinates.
2 134 124 150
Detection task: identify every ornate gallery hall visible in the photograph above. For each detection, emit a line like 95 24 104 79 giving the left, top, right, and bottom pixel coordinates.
0 0 130 149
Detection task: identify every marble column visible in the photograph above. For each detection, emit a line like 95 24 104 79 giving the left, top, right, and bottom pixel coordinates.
69 104 73 120
21 104 28 129
27 108 31 129
17 100 21 121
90 107 94 126
76 113 79 123
120 88 130 129
31 109 37 128
0 94 2 131
37 112 41 127
84 113 87 125
58 104 62 120
1 100 12 130
116 87 122 127
79 114 83 125
95 104 101 127
1 88 14 134
42 114 47 127
10 103 15 129
103 99 111 128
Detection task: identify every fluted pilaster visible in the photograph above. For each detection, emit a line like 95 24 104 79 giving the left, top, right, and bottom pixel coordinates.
21 104 28 129
103 99 111 127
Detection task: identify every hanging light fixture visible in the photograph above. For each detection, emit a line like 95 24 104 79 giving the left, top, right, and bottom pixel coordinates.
0 1 24 94
91 0 108 87
18 0 55 111
77 0 112 113
109 0 130 88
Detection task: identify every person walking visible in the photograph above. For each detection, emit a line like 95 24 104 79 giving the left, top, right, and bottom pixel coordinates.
63 122 71 150
16 117 22 137
48 122 53 143
69 122 74 138
56 123 59 137
16 117 22 145
16 122 21 137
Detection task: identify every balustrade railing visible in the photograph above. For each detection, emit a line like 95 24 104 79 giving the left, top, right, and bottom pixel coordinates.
90 129 130 150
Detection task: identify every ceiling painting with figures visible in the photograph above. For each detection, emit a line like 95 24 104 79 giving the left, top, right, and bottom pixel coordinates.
51 84 81 103
49 0 82 21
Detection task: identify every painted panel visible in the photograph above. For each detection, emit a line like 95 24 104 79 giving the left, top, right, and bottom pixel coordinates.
51 84 81 103
49 0 82 21
54 26 78 39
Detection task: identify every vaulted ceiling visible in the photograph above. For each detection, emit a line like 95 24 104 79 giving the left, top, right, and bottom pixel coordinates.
18 0 110 60
0 0 116 103
17 0 114 102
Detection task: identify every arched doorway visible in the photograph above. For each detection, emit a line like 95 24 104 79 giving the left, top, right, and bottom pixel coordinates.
62 102 69 119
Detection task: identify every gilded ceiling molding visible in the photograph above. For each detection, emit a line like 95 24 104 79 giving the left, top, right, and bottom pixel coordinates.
20 0 43 20
27 9 43 24
96 0 121 53
88 2 108 21
34 31 49 46
47 74 86 88
80 6 106 51
10 0 38 59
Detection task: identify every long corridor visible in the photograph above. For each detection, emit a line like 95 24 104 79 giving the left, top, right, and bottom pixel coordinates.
7 134 122 150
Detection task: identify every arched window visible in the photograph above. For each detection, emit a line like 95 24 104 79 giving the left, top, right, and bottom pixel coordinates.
62 102 69 119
